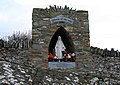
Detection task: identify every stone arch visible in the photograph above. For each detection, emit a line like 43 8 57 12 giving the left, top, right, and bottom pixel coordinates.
48 26 75 54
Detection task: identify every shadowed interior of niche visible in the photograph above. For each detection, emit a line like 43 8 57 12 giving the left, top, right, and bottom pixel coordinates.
48 26 75 54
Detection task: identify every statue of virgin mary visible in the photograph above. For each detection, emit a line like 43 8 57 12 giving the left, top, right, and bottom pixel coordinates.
55 36 66 59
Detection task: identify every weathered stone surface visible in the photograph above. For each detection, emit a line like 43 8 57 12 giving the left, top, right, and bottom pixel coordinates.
0 48 34 85
32 44 42 50
1 46 120 84
32 6 90 63
48 62 76 69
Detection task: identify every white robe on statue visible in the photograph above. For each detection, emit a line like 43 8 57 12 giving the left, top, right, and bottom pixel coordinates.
55 36 66 59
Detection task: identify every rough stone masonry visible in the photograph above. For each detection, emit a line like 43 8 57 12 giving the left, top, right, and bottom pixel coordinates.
31 5 90 68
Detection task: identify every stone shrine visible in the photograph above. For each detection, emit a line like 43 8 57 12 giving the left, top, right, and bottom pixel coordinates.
32 5 90 68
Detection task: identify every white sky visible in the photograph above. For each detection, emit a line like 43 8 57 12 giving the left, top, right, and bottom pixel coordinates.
0 0 120 50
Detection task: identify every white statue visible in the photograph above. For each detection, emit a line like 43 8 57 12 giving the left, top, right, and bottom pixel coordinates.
55 36 66 59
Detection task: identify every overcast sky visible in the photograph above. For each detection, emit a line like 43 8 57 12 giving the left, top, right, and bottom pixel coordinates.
0 0 120 50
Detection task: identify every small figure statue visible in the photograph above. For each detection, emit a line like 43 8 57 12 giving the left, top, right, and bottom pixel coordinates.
55 36 66 59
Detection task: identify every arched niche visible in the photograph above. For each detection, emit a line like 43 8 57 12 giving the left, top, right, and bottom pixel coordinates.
48 26 75 54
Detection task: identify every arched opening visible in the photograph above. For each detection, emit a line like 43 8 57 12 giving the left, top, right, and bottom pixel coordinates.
48 26 76 62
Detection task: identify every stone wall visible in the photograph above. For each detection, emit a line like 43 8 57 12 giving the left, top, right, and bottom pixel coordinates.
31 5 90 66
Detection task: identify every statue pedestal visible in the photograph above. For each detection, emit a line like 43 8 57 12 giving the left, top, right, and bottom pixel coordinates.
48 62 76 69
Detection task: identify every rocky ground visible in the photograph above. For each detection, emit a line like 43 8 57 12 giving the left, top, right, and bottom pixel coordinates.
0 48 34 85
0 48 120 85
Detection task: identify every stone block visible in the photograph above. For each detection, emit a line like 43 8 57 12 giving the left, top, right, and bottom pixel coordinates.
48 62 76 69
32 44 42 50
32 21 39 26
31 51 40 55
73 41 81 46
